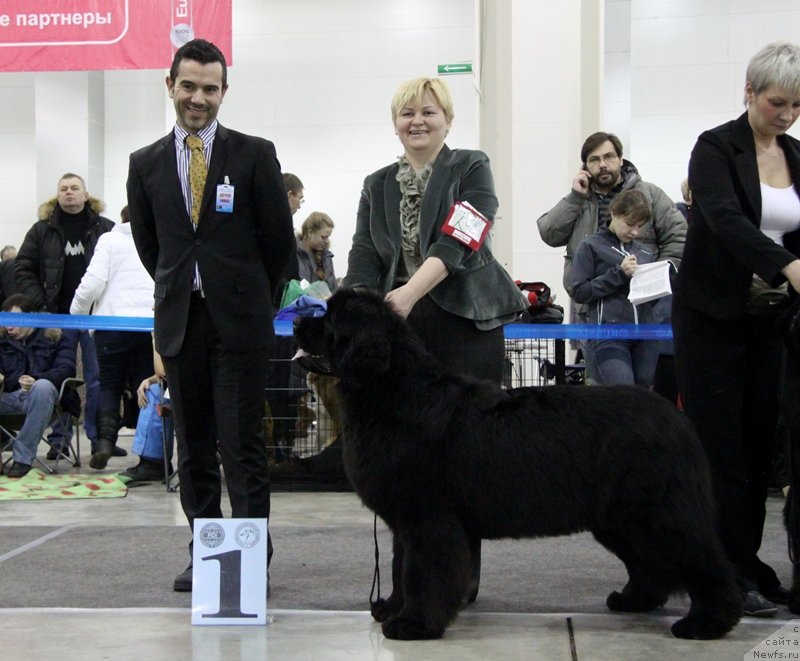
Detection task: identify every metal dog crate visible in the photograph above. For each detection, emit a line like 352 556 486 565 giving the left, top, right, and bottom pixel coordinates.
264 354 339 461
265 336 582 463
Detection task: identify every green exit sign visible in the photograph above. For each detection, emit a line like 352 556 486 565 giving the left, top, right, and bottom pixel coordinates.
437 63 473 76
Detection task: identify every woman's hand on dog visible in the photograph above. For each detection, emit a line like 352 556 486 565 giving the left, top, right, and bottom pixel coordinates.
782 259 800 294
385 257 449 318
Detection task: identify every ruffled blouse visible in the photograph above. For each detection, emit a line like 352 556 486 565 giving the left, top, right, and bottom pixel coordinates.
395 156 432 280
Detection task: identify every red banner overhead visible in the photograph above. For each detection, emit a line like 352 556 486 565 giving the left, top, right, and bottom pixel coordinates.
0 0 232 73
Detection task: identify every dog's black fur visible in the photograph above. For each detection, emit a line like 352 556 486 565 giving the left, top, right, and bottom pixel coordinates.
781 299 800 614
294 289 742 641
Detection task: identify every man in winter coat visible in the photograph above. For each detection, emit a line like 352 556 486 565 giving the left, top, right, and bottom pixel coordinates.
537 132 687 299
536 132 686 381
14 173 115 460
0 294 77 477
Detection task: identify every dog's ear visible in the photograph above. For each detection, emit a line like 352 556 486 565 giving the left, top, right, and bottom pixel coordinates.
334 326 391 387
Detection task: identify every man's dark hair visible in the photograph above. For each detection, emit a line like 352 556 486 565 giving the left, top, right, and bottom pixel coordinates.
120 205 130 224
2 293 35 313
581 132 624 166
283 173 304 195
169 39 228 88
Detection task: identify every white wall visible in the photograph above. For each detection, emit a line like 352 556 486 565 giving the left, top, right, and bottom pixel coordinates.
0 72 36 248
105 0 478 277
3 0 800 296
621 0 800 203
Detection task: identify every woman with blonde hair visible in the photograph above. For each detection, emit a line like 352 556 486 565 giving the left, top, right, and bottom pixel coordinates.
674 41 800 617
297 211 337 294
343 76 527 603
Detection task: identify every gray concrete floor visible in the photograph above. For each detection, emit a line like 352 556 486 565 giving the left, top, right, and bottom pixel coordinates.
1 431 797 661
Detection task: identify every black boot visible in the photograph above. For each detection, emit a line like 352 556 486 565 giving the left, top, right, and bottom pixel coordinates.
90 408 120 469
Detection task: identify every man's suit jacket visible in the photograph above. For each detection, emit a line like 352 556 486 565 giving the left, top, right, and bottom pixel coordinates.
679 112 800 320
127 124 295 357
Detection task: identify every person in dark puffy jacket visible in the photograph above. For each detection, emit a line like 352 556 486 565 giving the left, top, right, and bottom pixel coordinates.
14 173 115 459
0 294 77 477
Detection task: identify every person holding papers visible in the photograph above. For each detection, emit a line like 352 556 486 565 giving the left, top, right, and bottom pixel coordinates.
569 189 662 386
673 41 800 616
342 76 527 602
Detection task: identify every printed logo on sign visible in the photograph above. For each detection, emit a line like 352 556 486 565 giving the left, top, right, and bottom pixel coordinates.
170 23 194 48
235 522 260 549
199 522 225 548
746 619 800 659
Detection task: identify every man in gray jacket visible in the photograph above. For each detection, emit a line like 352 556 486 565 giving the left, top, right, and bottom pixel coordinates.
537 132 686 381
537 132 686 299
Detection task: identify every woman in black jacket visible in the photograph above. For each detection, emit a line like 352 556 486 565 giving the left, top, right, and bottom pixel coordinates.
673 41 800 617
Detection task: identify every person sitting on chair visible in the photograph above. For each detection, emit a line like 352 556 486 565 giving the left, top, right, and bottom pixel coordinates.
119 344 174 483
0 293 77 477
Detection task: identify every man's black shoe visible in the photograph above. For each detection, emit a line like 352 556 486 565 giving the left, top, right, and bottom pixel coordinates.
46 445 70 461
112 446 127 457
7 461 32 478
743 590 778 617
120 459 171 483
174 564 193 592
90 439 115 469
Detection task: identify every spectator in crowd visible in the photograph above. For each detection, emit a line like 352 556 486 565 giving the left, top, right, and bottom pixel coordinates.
0 293 77 478
297 211 337 293
569 189 660 386
296 211 340 446
127 38 295 592
673 41 800 617
343 76 528 602
676 178 693 220
264 173 304 463
70 205 155 469
283 173 305 218
536 132 686 380
15 173 116 461
119 344 174 483
0 245 18 303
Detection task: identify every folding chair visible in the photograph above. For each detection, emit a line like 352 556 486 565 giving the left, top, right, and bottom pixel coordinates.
52 377 85 470
156 381 178 493
0 377 84 475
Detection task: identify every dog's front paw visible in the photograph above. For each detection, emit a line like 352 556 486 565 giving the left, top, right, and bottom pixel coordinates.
382 616 443 640
671 616 729 640
606 590 663 613
371 595 402 623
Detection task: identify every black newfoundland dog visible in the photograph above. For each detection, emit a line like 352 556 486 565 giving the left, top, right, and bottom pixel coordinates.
294 289 742 641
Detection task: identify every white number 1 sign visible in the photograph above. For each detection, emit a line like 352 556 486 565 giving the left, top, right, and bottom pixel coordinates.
191 518 268 625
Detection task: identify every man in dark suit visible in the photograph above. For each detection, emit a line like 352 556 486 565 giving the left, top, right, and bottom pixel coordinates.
127 39 295 591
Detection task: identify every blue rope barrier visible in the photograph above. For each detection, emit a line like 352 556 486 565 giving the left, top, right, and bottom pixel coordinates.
0 313 674 341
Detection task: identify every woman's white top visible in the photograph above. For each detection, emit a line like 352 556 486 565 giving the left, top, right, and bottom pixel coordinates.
760 182 800 246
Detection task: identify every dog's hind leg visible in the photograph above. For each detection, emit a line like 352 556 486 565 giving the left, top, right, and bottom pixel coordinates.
381 514 472 641
371 533 405 623
670 540 742 640
593 530 671 613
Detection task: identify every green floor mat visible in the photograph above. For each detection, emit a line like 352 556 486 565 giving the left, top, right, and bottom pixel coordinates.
0 468 128 500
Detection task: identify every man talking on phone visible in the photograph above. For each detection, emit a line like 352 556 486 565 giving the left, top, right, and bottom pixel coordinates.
536 131 686 381
537 131 686 301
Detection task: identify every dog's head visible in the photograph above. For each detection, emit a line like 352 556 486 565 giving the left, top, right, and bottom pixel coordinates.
293 289 402 388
